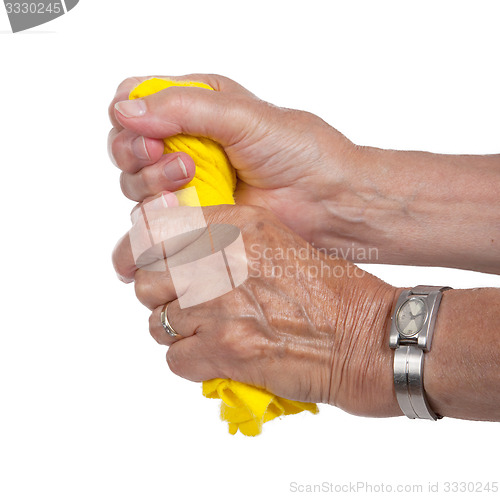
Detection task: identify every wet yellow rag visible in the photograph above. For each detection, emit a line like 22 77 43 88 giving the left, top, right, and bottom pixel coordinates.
130 78 318 436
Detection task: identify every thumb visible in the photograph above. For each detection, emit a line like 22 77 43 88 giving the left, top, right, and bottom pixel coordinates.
113 85 257 148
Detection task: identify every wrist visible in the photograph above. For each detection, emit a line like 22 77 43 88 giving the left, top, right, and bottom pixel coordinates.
315 144 415 262
311 139 380 261
312 141 396 264
327 275 402 417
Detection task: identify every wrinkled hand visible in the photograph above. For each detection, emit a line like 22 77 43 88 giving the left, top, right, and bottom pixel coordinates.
108 74 359 246
112 202 399 416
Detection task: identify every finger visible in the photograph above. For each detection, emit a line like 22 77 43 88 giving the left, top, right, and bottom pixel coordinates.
149 300 197 346
113 200 210 282
112 232 136 283
113 84 257 148
135 266 178 310
108 76 151 129
165 73 254 94
108 127 165 173
109 74 251 131
107 128 119 168
166 332 220 382
120 153 195 201
129 191 179 224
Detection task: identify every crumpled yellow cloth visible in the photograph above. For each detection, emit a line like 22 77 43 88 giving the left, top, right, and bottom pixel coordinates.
203 379 318 437
130 78 318 435
129 78 235 206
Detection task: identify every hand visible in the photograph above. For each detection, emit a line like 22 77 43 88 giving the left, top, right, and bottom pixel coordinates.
108 74 360 248
112 202 400 416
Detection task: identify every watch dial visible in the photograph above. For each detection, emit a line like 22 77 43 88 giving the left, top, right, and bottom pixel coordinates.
396 297 427 337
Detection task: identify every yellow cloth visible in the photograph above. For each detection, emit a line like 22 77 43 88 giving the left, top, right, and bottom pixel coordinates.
129 78 235 206
203 379 318 437
130 78 319 435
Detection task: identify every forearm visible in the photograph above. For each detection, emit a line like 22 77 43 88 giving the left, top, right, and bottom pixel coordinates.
424 287 500 421
319 146 500 274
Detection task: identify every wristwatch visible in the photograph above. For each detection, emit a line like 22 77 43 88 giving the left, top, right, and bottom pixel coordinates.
389 285 451 420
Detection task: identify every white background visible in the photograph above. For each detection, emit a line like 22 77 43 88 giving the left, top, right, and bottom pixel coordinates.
1 1 499 495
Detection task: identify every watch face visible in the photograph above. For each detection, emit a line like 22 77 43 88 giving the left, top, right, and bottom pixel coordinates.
396 297 427 337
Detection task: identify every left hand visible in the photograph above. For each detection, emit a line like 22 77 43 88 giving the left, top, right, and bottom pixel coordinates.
112 202 399 416
107 74 363 251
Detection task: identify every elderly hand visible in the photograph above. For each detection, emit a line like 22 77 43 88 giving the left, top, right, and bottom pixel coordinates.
108 74 360 248
112 202 400 417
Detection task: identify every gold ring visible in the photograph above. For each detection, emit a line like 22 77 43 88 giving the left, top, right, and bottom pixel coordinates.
160 302 180 338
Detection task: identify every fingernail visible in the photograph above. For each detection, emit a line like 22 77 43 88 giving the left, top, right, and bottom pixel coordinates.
132 136 150 161
162 191 179 207
115 99 147 118
164 157 189 182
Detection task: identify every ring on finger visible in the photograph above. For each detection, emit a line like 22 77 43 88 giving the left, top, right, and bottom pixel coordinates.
160 302 180 338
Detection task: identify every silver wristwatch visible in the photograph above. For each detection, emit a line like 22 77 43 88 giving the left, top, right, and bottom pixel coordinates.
389 285 451 420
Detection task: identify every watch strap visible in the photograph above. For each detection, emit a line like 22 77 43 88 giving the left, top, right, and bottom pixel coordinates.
394 346 441 420
391 285 451 420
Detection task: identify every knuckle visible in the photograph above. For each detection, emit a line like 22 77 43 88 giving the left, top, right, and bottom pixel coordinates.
119 172 135 201
205 73 228 90
114 263 126 280
167 88 194 115
119 76 141 93
111 236 130 280
138 166 156 193
110 134 121 164
134 279 149 306
205 74 240 92
112 131 139 174
108 103 116 120
149 313 162 344
123 76 138 87
107 129 119 165
166 349 182 376
111 254 123 279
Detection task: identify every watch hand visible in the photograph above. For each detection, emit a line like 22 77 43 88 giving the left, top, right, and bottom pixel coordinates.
410 311 425 319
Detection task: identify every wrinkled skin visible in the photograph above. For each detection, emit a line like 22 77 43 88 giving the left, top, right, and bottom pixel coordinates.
109 74 500 422
108 74 359 248
112 204 398 416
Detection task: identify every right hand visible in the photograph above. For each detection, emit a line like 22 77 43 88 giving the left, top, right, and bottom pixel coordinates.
108 74 361 246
